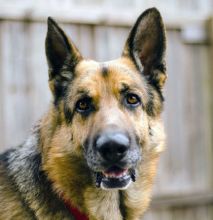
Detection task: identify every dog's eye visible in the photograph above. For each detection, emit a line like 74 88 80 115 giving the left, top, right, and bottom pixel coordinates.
76 98 92 113
125 93 141 107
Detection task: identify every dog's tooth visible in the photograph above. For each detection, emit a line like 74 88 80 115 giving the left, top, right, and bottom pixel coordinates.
119 170 127 178
102 169 129 179
104 173 110 178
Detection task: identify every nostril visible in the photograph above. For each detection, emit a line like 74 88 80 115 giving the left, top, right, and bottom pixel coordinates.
101 145 112 157
117 146 128 155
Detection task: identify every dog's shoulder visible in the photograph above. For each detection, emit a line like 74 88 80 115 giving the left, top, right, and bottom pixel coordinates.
0 147 37 219
0 132 73 219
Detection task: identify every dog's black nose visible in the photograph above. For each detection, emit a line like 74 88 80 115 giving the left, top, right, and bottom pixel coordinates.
96 132 129 162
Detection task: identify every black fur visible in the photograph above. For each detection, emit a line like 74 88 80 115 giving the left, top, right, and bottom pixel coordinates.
64 104 74 124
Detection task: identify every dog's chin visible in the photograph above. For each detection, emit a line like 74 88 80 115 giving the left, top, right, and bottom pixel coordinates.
95 167 136 190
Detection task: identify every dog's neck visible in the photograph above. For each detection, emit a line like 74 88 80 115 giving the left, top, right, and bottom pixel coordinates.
63 198 89 220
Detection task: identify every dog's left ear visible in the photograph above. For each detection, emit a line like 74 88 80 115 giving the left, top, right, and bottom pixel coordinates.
122 8 167 89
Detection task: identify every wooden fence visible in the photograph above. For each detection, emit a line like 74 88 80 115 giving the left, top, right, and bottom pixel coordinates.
0 8 213 220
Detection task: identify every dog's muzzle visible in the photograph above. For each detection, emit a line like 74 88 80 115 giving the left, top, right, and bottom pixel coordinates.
94 131 136 190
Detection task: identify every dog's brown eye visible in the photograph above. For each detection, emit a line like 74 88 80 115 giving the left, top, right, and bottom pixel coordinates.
76 98 92 113
125 93 141 107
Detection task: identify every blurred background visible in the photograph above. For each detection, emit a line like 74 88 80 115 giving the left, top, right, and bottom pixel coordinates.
0 0 213 219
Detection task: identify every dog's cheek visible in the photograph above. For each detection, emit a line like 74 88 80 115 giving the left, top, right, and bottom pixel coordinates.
51 125 79 154
148 119 166 153
70 116 93 151
128 109 150 149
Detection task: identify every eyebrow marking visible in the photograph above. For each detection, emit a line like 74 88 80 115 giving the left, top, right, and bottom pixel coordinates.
101 65 109 78
76 89 90 97
119 83 130 94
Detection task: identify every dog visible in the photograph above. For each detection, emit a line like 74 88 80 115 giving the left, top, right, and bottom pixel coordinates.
0 7 166 220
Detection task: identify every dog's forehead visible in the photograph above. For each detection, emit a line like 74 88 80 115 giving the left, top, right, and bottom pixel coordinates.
75 58 144 87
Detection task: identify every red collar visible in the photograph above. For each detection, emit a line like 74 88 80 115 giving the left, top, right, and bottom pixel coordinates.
64 199 89 220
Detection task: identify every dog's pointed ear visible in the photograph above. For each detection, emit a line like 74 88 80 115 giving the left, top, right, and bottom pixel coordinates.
46 17 82 77
45 17 82 102
122 8 167 89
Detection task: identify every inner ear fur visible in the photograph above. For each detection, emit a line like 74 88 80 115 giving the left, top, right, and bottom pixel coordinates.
123 8 167 89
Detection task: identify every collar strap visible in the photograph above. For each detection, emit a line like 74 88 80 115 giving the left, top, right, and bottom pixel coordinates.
64 199 89 220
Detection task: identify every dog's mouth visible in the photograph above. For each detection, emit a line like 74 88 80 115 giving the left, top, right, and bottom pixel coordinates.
95 166 136 190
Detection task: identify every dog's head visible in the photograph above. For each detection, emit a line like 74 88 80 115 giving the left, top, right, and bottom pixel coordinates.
43 8 166 192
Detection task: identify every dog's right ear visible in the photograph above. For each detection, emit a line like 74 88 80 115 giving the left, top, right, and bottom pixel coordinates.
45 17 82 97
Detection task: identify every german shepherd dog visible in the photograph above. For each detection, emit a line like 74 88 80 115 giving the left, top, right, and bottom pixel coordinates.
0 8 166 220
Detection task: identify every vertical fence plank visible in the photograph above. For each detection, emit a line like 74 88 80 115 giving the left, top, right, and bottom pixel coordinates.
0 21 5 150
28 22 51 121
0 22 33 149
94 26 109 61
